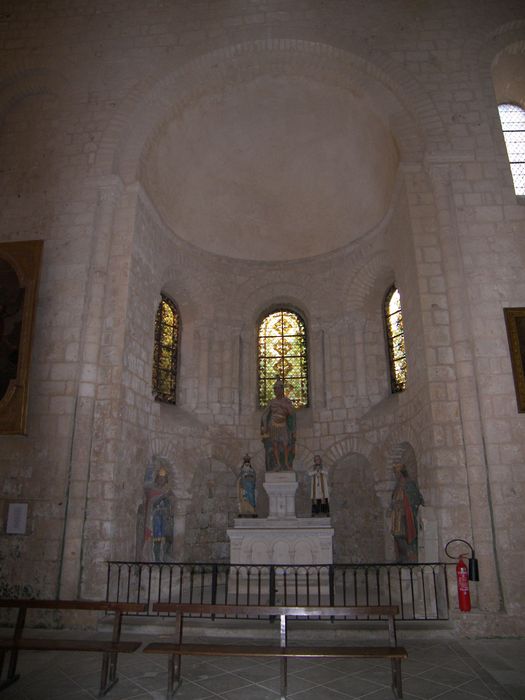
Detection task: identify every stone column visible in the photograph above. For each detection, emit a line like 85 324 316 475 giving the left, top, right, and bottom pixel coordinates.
57 175 123 598
426 159 503 613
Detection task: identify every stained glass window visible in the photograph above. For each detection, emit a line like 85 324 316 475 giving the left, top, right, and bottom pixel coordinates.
258 309 308 408
498 103 525 196
384 286 407 393
152 295 180 404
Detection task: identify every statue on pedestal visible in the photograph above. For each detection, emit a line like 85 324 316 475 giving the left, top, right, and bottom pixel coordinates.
390 462 424 563
137 461 176 562
237 454 257 517
309 455 330 517
260 378 296 472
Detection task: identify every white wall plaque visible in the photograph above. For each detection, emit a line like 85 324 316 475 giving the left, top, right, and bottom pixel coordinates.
6 502 28 535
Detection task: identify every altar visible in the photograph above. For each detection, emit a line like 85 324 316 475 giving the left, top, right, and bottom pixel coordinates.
227 471 334 565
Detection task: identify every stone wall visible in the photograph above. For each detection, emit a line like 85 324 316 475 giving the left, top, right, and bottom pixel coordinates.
1 0 524 632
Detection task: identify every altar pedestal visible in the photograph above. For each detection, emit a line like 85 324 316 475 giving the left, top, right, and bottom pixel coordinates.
227 471 334 566
264 471 298 519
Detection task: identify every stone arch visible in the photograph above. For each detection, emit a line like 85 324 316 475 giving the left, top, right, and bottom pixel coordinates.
97 38 443 183
0 67 67 126
324 435 375 469
239 279 314 331
477 25 525 188
149 435 202 501
383 430 423 478
342 252 395 317
490 39 525 106
387 442 419 480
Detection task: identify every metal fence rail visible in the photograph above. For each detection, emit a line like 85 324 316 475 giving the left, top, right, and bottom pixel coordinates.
105 562 449 621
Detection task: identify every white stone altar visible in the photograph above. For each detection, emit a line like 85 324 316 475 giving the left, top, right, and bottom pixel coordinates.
227 471 334 565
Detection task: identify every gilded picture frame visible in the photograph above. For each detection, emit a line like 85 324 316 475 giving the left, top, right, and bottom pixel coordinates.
504 307 525 413
0 240 43 434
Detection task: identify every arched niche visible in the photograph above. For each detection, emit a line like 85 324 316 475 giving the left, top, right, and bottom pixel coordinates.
491 41 525 106
331 452 385 563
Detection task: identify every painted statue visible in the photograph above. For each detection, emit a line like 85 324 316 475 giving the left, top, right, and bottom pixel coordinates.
237 454 257 517
309 455 330 516
139 461 176 562
260 378 296 471
390 462 424 563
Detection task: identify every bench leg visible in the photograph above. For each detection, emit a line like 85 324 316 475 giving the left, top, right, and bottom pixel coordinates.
391 659 403 698
108 651 119 684
167 654 182 699
280 657 287 700
0 649 20 691
98 652 119 697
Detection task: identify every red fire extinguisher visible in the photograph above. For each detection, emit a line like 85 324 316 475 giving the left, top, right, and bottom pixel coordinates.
456 556 471 612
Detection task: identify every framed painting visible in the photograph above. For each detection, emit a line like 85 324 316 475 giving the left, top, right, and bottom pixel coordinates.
504 307 525 413
0 240 43 434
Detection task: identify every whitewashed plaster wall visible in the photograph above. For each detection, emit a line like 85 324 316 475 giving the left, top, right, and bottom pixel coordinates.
0 1 525 634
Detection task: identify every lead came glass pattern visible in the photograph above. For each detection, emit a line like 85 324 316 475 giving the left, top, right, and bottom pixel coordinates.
258 309 308 408
152 295 180 404
498 103 525 196
384 286 407 393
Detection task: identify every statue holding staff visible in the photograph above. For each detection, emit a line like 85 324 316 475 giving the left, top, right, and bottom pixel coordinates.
260 378 296 471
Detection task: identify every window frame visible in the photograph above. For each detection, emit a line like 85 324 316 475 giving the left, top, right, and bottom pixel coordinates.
152 294 181 405
498 102 525 197
383 285 407 394
257 306 309 409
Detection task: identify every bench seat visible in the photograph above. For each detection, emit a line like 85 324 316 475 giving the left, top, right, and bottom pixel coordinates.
0 638 141 654
144 642 408 659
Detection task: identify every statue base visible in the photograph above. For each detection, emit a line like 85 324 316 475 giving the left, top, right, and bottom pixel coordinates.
263 471 298 519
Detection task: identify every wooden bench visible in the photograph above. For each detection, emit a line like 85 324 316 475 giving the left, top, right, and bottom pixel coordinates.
143 603 408 699
0 599 146 696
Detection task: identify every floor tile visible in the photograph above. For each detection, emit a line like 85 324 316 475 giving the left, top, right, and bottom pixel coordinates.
421 667 478 687
325 674 385 697
402 676 455 699
259 672 317 695
196 672 251 694
219 684 280 699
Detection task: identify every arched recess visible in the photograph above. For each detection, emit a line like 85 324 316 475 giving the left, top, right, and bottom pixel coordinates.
331 452 385 563
387 441 419 481
0 69 67 208
0 67 67 126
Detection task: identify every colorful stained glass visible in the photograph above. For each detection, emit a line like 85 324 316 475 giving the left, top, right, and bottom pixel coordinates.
498 103 525 196
152 295 180 404
258 309 308 407
384 287 407 392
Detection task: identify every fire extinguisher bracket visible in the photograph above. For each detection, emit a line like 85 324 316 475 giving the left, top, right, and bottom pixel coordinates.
445 538 480 614
444 538 480 582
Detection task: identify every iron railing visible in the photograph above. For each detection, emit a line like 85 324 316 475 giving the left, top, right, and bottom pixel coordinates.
105 562 449 621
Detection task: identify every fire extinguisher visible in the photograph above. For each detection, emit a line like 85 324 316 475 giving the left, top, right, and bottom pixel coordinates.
456 556 471 612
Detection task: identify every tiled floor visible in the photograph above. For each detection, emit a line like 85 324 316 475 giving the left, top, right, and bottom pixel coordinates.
1 637 523 700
